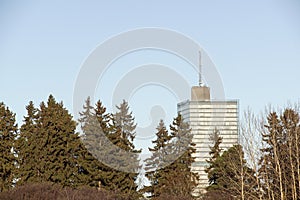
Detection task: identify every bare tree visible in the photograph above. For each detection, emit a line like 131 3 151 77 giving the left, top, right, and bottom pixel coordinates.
240 108 264 200
258 105 300 200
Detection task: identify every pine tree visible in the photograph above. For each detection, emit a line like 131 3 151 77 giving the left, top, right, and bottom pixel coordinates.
144 114 198 199
37 95 81 186
94 100 112 133
17 95 88 187
15 101 39 185
144 120 172 198
0 102 17 192
78 97 109 188
205 128 223 188
79 98 141 198
113 100 137 149
163 113 198 198
110 100 141 198
79 97 126 191
204 145 258 200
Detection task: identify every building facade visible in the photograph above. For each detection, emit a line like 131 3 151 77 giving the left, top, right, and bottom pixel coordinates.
177 85 239 194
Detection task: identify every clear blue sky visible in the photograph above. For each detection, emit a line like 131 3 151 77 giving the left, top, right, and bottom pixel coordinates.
1 0 300 135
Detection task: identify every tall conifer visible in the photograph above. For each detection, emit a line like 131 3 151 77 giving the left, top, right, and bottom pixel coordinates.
111 100 141 198
17 95 88 187
79 98 141 198
144 120 172 197
144 114 198 199
0 102 17 192
205 128 223 188
16 101 39 184
164 114 198 198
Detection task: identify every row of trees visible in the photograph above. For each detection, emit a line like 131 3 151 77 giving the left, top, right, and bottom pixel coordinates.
203 107 300 200
0 95 198 199
0 95 142 198
1 95 300 199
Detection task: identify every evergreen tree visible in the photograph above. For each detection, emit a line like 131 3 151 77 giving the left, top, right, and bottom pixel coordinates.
113 100 137 149
110 100 141 198
0 102 17 192
15 101 39 185
144 114 198 199
205 145 258 200
17 95 88 187
144 120 172 198
78 97 110 188
163 114 198 198
94 100 112 133
205 128 223 188
79 97 130 193
79 98 141 198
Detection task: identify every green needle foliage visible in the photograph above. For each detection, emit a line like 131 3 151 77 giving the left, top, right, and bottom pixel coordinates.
78 97 112 188
144 114 198 199
0 102 17 192
111 100 141 198
164 114 198 198
79 98 141 198
79 97 132 194
16 95 88 187
2 95 300 200
144 119 172 198
113 100 137 149
15 101 39 185
205 128 223 188
205 143 257 199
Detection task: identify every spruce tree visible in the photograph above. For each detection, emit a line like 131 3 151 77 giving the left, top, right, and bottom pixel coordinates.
110 100 141 198
205 128 223 188
204 145 257 199
16 101 39 185
145 114 198 199
0 102 17 192
144 120 172 197
78 97 108 188
94 100 112 133
79 97 123 191
17 95 88 187
113 100 137 149
79 98 141 198
163 113 198 198
37 95 79 186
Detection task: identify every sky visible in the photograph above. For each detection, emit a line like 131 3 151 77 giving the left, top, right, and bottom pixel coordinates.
1 1 300 153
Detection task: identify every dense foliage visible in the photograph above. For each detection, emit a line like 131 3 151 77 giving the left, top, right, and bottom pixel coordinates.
16 96 87 187
144 114 198 199
1 95 300 200
0 102 17 192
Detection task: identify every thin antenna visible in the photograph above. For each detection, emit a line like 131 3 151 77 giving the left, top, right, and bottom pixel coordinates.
198 51 203 86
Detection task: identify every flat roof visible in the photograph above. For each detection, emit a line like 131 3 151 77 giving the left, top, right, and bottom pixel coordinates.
177 99 239 106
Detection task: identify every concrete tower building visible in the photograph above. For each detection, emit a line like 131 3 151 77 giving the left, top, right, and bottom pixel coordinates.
177 52 239 194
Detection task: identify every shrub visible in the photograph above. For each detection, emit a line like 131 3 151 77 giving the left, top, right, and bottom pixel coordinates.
0 182 130 200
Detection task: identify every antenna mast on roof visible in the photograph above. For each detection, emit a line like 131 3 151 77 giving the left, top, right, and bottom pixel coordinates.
198 51 204 86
